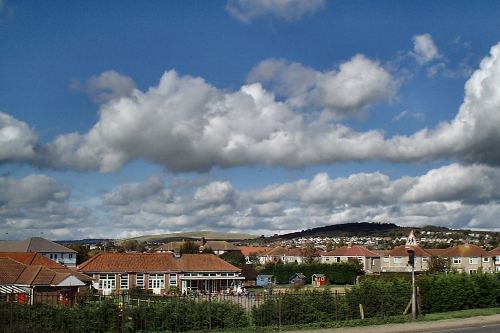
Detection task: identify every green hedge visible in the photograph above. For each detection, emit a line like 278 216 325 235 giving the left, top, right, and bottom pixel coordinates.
260 262 358 285
418 273 500 313
0 298 249 333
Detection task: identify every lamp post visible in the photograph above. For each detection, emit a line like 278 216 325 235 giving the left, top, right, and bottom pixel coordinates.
407 249 416 320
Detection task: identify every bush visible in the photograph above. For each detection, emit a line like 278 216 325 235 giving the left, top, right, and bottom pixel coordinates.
260 262 358 285
418 273 500 313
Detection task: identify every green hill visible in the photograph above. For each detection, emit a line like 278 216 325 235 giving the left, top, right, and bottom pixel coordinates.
127 231 258 243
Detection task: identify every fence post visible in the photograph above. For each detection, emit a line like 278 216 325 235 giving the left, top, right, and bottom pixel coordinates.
208 293 212 331
278 295 282 330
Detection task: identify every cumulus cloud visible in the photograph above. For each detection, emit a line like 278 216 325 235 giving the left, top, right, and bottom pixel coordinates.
1 42 500 173
226 0 325 22
247 55 397 117
0 113 37 162
70 70 136 104
412 33 441 64
0 174 90 239
97 163 500 236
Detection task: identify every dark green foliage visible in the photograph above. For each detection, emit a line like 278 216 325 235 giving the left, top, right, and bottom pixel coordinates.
0 297 248 333
345 277 412 318
219 251 246 267
251 291 349 326
418 273 500 313
261 262 358 285
179 240 199 254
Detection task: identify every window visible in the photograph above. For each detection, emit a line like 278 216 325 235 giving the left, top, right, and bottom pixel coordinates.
383 257 389 263
169 273 177 286
99 274 116 290
69 254 73 259
148 274 164 289
335 257 340 263
469 257 478 265
120 274 129 290
393 257 402 264
422 257 428 263
453 257 461 265
495 256 500 264
136 274 144 288
49 254 53 259
469 269 477 274
54 254 58 260
482 257 490 263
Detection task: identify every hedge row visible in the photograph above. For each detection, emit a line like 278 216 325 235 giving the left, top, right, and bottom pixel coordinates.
0 298 249 333
418 273 500 313
260 262 358 285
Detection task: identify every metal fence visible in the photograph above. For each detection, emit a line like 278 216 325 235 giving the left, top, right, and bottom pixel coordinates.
0 290 412 333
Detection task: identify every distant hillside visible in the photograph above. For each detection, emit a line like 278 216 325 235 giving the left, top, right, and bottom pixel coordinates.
275 222 404 239
127 231 258 243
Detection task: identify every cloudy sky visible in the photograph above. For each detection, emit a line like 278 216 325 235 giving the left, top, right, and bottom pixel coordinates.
1 0 500 240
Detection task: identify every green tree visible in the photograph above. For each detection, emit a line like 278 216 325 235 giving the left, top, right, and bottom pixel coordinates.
220 251 246 267
180 240 200 254
66 244 90 264
427 256 450 273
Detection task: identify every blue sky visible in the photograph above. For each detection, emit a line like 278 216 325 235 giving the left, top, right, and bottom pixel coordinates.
1 0 500 240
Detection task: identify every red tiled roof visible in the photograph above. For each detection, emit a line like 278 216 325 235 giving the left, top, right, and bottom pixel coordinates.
322 246 380 257
263 246 288 256
78 253 240 273
425 248 448 256
440 244 492 258
176 254 241 272
79 253 179 273
388 245 431 257
238 246 268 256
0 252 65 269
0 258 80 286
0 252 92 282
490 247 500 255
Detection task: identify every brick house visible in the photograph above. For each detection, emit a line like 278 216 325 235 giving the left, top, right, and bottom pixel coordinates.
0 237 77 267
438 244 495 274
0 257 86 305
320 245 381 273
380 245 431 273
78 253 244 295
490 247 500 272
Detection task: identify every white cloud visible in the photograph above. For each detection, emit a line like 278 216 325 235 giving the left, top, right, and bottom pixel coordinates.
247 54 397 117
0 174 90 239
0 112 37 162
393 110 424 122
70 70 136 104
96 163 500 237
412 33 441 64
226 0 325 22
1 42 500 173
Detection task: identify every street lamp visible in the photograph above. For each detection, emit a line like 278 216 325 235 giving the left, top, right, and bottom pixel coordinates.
407 249 416 320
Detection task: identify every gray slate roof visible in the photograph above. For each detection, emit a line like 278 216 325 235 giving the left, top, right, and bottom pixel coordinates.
0 237 76 253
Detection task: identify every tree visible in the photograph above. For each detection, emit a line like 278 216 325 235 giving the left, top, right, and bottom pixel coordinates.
122 240 139 252
220 251 246 268
66 244 90 264
301 242 318 264
427 256 450 273
325 240 334 252
179 241 199 254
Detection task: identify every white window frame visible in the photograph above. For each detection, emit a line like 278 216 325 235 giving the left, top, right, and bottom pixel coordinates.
136 273 144 288
453 257 461 265
148 273 164 289
120 273 129 290
393 257 402 264
469 257 478 265
169 273 177 286
383 257 389 263
99 273 116 290
482 257 490 263
422 257 428 263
